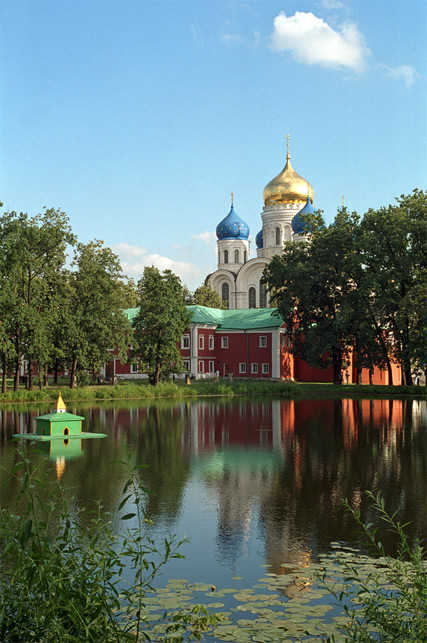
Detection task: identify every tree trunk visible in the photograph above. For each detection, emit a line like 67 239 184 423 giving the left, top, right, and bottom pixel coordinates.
2 356 7 394
369 368 374 386
332 348 343 385
387 361 393 386
70 357 78 389
43 363 49 387
28 359 33 390
13 351 20 391
402 365 412 386
356 367 362 384
54 360 59 385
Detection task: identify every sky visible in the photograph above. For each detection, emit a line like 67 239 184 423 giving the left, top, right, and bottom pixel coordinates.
1 0 426 290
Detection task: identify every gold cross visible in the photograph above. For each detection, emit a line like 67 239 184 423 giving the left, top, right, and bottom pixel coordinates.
342 195 345 207
231 192 234 205
286 133 291 158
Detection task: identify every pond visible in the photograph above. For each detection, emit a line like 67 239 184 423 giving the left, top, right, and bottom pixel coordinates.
1 397 426 638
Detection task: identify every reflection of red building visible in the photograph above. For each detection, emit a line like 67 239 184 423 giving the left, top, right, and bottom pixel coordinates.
107 305 401 384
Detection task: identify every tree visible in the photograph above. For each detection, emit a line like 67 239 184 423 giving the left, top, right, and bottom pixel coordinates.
263 208 360 384
63 240 133 388
133 267 191 386
0 208 75 390
193 284 227 309
359 190 427 385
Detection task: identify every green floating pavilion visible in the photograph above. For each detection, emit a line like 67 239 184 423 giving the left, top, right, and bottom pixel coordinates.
13 392 106 441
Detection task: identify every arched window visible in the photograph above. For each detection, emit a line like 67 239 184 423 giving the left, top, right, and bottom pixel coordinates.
244 250 247 263
234 249 239 263
249 287 256 309
222 283 229 307
275 227 281 246
224 250 228 264
259 282 267 308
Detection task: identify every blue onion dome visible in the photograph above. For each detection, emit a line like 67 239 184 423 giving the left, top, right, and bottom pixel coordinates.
292 196 315 234
216 202 250 240
255 229 263 248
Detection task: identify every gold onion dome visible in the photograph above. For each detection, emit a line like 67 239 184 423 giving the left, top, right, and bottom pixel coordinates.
263 135 314 206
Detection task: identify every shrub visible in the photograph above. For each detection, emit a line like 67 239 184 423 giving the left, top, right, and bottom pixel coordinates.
324 492 427 642
0 447 218 642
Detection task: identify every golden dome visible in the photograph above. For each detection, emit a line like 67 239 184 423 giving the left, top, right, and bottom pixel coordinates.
263 137 314 206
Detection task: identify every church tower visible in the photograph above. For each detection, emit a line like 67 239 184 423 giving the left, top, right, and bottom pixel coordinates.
261 134 314 259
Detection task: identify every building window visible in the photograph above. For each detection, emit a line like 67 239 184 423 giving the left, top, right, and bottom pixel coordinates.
209 361 214 373
221 336 228 349
209 335 214 350
222 283 229 307
276 227 281 246
199 335 204 350
259 282 267 308
224 250 229 264
239 363 246 374
199 361 204 373
130 363 139 374
251 363 258 374
259 336 267 347
249 287 256 308
234 249 239 263
262 363 269 374
181 335 190 349
183 360 190 371
244 250 247 263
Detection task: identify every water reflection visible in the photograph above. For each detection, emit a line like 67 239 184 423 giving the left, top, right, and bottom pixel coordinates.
1 397 426 585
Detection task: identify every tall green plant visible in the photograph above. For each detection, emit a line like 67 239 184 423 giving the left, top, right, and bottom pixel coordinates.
324 492 427 642
0 446 209 642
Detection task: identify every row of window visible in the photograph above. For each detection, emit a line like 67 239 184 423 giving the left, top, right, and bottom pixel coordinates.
182 361 269 374
182 335 269 350
219 249 248 265
239 362 269 374
221 283 268 309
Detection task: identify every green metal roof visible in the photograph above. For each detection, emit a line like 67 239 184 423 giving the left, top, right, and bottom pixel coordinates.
123 305 283 331
35 411 85 421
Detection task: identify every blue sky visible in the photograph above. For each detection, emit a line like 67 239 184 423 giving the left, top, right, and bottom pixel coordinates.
1 0 426 290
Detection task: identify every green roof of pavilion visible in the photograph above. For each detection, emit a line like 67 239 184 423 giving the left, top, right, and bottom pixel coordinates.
123 305 284 331
35 411 85 422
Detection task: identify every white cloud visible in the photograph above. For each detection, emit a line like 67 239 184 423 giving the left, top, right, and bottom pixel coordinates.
191 230 216 248
321 0 346 9
112 242 204 285
386 65 419 87
221 33 245 46
270 11 370 72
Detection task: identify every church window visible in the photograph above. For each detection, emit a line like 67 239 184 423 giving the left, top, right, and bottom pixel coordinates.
234 249 239 263
259 282 267 308
248 287 256 308
199 361 204 373
251 363 258 374
221 336 229 349
239 363 246 374
224 250 228 264
181 335 190 349
199 335 204 350
244 250 247 263
209 361 214 373
259 336 267 348
275 227 281 246
262 363 269 374
209 335 214 350
222 282 229 306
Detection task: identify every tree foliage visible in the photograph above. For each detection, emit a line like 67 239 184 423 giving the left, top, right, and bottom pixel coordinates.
133 267 191 386
263 190 427 384
193 284 227 309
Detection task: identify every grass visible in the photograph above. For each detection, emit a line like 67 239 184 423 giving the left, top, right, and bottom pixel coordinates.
0 377 425 405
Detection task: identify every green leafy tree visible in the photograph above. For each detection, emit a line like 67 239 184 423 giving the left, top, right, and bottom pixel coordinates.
193 283 227 309
63 240 133 388
263 209 358 383
0 208 75 390
133 267 191 386
359 190 427 385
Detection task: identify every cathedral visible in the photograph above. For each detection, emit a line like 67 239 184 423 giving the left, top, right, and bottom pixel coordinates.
207 136 316 309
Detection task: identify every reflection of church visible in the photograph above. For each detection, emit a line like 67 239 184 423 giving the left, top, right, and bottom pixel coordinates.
207 136 315 310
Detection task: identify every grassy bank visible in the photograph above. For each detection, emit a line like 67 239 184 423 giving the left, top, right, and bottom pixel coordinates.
0 378 426 405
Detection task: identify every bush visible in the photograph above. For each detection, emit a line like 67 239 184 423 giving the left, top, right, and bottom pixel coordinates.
0 447 218 642
324 492 427 642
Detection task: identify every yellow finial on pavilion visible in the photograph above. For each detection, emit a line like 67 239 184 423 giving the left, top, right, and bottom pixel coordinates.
286 133 291 160
55 391 67 413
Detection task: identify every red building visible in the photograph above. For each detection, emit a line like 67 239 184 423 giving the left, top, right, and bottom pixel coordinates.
108 305 401 384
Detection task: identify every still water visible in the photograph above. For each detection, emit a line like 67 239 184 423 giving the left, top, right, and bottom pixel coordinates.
1 397 426 590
